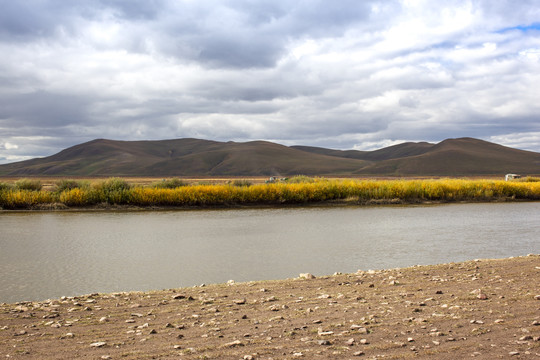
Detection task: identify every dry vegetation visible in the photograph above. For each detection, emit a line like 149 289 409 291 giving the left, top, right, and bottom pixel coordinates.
1 177 540 210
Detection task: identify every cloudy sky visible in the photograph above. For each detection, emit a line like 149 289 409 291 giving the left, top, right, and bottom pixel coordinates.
1 0 540 164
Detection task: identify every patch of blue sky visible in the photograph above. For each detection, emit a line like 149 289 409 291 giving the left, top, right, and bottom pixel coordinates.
496 23 540 33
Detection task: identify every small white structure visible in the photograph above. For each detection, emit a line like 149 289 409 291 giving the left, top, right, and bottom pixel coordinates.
505 174 521 181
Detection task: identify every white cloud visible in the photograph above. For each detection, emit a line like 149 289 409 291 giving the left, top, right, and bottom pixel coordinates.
0 0 540 164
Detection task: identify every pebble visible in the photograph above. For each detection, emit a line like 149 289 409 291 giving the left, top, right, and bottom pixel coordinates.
318 340 331 345
350 325 368 334
318 331 334 336
476 293 488 300
299 273 315 279
224 340 243 347
509 351 520 356
90 341 107 348
353 351 365 356
346 338 355 346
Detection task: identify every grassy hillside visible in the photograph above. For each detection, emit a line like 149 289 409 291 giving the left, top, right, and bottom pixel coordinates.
1 137 539 177
0 138 369 176
354 138 540 176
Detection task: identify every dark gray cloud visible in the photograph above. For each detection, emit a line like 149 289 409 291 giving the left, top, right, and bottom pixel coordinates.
1 0 540 164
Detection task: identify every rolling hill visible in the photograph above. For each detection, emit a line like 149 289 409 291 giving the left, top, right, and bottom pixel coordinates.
1 137 539 177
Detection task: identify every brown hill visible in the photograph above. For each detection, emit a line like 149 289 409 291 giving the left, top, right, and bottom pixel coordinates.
353 138 540 176
0 138 368 176
0 137 539 177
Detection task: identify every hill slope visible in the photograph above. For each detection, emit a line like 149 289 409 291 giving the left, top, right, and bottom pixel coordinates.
0 138 369 176
1 137 539 177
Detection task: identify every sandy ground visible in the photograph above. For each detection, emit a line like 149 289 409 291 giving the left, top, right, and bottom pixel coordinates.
1 255 539 359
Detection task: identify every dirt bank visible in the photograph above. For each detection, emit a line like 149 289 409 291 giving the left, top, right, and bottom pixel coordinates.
1 256 539 359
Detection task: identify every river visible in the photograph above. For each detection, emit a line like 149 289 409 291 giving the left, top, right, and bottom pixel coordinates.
1 202 539 303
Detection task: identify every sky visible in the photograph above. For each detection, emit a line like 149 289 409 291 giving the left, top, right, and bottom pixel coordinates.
1 0 540 164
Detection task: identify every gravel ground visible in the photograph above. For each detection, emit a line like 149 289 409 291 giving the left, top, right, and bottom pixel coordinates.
1 255 539 359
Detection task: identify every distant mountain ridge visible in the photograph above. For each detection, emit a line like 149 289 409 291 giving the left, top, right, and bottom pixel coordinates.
1 137 540 177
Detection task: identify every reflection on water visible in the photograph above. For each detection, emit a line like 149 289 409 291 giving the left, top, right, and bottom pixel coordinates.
1 202 539 303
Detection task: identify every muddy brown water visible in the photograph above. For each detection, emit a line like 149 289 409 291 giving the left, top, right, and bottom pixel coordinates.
1 202 539 303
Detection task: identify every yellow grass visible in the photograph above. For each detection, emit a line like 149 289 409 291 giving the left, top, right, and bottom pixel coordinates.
1 178 539 209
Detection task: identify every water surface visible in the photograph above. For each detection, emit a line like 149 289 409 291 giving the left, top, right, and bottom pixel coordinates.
1 202 539 303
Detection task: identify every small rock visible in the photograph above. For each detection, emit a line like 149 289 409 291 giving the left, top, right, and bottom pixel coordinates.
224 340 243 347
299 273 315 279
476 293 488 300
359 338 369 344
350 325 368 334
293 353 304 357
346 338 355 346
509 351 520 356
318 331 334 336
90 341 107 348
407 337 414 342
532 320 540 326
99 317 108 322
172 294 186 300
14 305 29 312
318 340 331 345
244 356 254 360
519 335 533 341
227 280 236 285
101 356 112 360
234 299 246 305
173 345 182 349
534 295 540 300
353 351 365 356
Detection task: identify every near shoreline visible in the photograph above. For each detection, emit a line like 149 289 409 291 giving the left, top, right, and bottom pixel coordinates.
2 255 539 359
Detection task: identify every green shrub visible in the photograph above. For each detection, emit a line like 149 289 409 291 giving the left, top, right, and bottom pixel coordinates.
516 176 540 182
152 178 188 189
230 179 252 187
14 178 42 191
92 178 132 204
0 182 13 192
54 179 90 193
97 178 131 192
286 175 316 183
